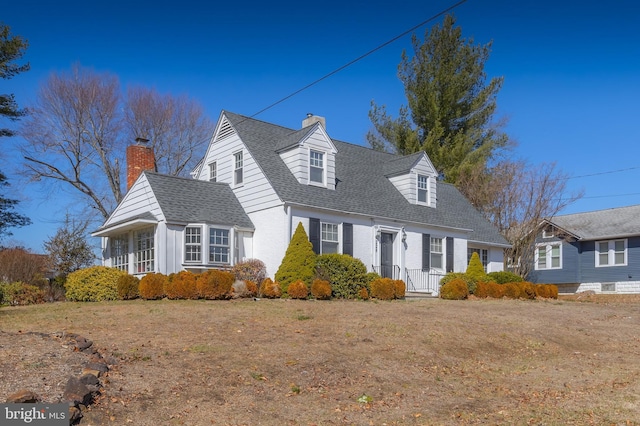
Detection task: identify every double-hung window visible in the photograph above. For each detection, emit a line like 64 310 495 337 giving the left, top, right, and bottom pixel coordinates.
309 150 324 184
111 234 129 271
321 222 338 254
234 152 243 185
596 239 627 267
536 243 561 270
209 162 217 182
209 228 230 264
185 227 202 262
430 237 443 269
417 174 429 204
134 227 155 273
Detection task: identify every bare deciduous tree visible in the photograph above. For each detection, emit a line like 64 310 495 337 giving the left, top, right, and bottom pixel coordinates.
20 65 213 220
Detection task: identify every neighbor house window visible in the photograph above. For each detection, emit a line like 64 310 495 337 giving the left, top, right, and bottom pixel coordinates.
536 243 561 270
234 152 243 185
596 239 627 267
321 222 338 254
134 227 154 273
417 174 429 204
185 227 202 262
430 237 443 269
209 228 230 264
110 234 129 271
467 248 488 271
309 150 324 184
209 162 217 182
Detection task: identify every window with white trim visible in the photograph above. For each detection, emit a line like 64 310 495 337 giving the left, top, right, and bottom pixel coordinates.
185 227 202 262
134 227 154 273
417 174 429 204
321 222 338 254
309 150 324 184
596 239 627 267
209 162 217 182
430 237 443 269
535 243 561 270
467 248 488 271
234 152 243 185
209 228 230 264
110 234 129 271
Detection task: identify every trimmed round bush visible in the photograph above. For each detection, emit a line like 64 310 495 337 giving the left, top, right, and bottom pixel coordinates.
487 281 506 298
370 277 395 300
232 259 267 286
311 279 331 300
394 280 406 299
259 278 282 298
358 287 370 300
117 275 140 300
516 281 537 300
439 278 469 300
139 273 167 300
166 271 198 299
315 253 369 299
288 280 309 299
0 282 45 305
440 272 476 294
65 266 127 302
536 284 558 299
474 281 493 298
487 271 524 284
196 270 234 300
502 282 522 299
245 280 258 296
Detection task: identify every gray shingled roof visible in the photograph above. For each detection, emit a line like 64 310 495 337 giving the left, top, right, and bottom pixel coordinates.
224 111 508 246
549 204 640 240
144 172 254 229
383 151 424 177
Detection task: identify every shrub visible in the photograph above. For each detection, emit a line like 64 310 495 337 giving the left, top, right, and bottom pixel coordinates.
311 279 331 300
465 252 489 288
439 278 469 300
65 266 127 302
547 284 559 299
231 280 258 298
536 284 558 299
487 271 524 284
370 278 395 300
196 270 234 299
275 222 317 295
139 273 167 300
0 282 45 305
165 271 198 299
486 281 506 298
232 259 267 285
288 280 309 299
315 253 368 299
516 281 537 300
474 281 492 298
393 280 406 299
358 287 370 300
440 272 476 294
259 278 282 299
117 275 140 300
502 282 522 299
245 280 258 296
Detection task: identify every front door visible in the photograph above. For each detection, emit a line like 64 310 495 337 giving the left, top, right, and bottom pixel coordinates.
380 232 394 278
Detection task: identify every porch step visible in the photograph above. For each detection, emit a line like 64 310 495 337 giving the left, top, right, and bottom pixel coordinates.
405 291 435 299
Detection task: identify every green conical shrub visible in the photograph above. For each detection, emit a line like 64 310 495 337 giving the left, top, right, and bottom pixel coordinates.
275 222 317 295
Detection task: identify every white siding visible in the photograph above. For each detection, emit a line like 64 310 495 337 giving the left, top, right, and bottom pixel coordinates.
279 146 306 183
104 174 163 226
487 247 505 273
388 156 437 207
249 205 289 279
301 128 336 190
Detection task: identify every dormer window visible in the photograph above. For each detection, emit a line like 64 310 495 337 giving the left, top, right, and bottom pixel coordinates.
234 151 243 185
309 150 324 184
417 174 429 204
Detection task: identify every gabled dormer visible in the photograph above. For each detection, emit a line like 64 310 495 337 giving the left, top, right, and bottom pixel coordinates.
384 151 438 207
277 114 338 190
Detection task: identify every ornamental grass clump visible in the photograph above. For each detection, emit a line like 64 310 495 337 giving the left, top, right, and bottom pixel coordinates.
275 223 317 295
259 278 282 298
311 279 331 300
117 274 140 300
288 280 309 299
196 269 234 299
370 277 395 300
65 266 127 302
166 270 198 299
439 278 469 300
139 273 167 300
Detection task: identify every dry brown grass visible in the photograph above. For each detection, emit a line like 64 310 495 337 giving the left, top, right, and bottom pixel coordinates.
1 295 640 425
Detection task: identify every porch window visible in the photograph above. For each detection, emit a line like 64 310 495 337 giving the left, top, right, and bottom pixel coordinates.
417 174 429 204
209 162 217 182
321 222 338 254
110 234 129 271
209 228 230 264
596 239 627 267
310 150 324 184
535 243 561 270
467 248 488 271
234 152 243 185
430 237 443 269
134 227 154 273
185 227 202 262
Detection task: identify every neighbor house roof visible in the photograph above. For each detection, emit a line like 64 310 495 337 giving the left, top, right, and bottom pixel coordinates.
223 111 508 246
547 204 640 240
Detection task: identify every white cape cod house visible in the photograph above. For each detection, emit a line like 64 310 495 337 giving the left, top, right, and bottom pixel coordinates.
93 111 509 294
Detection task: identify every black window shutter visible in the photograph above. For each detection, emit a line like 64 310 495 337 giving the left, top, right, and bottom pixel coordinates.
343 223 353 256
309 218 320 254
446 236 454 273
422 233 430 271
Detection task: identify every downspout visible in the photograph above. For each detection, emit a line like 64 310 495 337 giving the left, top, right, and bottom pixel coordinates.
286 203 292 242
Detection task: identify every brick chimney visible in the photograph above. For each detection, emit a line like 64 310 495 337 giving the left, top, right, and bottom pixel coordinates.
302 113 326 130
126 138 156 190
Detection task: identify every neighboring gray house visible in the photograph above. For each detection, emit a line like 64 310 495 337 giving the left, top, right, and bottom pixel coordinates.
529 205 640 294
94 111 509 294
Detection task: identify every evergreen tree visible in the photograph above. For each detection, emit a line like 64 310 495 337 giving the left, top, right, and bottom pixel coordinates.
275 222 317 295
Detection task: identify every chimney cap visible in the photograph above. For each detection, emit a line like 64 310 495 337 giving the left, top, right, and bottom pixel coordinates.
135 137 150 145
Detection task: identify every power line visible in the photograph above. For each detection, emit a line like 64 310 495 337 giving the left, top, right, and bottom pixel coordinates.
567 166 640 180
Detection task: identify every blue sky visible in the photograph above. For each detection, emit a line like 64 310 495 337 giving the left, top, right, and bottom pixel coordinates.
3 0 640 253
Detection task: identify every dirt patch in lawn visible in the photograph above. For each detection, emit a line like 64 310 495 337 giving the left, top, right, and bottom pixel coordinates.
1 295 639 425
